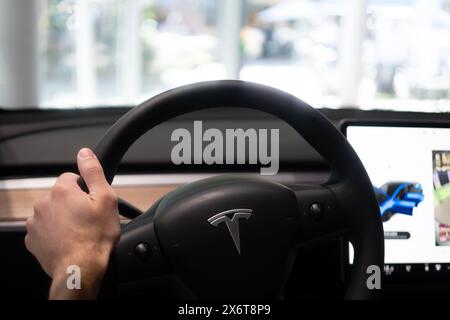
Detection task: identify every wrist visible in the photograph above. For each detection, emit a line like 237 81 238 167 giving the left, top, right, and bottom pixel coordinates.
49 249 112 300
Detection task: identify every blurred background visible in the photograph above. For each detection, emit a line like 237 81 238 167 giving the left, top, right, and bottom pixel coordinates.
1 0 450 111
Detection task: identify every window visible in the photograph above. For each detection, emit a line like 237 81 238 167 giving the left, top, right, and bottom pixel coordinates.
0 0 449 111
241 0 343 107
41 0 224 107
361 0 450 111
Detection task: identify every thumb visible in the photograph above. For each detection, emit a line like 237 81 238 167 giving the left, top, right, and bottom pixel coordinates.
77 148 110 194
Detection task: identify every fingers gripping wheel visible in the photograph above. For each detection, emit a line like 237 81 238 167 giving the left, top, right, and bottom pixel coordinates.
85 80 384 299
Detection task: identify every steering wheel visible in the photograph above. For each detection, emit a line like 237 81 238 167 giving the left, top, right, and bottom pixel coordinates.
82 80 384 299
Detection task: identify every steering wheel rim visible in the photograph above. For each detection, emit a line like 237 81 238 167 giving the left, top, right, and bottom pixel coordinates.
88 80 384 299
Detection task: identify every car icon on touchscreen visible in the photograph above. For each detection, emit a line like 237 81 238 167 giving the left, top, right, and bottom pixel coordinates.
374 182 424 222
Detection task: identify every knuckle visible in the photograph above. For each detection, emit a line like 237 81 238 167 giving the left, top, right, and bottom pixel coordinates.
85 162 103 177
112 227 121 244
25 217 33 231
107 216 121 243
52 172 78 198
102 189 118 207
24 234 31 251
60 172 76 180
51 182 67 198
24 233 36 255
32 202 41 216
33 195 50 217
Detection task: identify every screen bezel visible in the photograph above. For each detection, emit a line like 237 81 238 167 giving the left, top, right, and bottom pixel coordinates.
341 119 450 283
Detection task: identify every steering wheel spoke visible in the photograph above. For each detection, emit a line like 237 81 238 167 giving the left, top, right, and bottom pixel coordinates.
113 200 171 286
118 197 143 219
290 184 348 245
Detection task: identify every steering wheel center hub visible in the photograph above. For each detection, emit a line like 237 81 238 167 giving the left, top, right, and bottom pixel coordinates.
153 175 300 299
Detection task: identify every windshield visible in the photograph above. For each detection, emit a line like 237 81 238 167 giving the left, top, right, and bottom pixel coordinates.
381 182 403 197
1 0 449 111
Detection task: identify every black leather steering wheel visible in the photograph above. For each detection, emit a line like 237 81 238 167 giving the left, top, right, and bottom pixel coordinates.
83 80 384 299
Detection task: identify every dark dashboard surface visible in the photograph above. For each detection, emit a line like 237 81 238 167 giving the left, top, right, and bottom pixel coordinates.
2 107 450 177
1 106 450 299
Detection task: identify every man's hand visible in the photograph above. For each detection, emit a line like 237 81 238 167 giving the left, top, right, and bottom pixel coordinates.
25 148 120 299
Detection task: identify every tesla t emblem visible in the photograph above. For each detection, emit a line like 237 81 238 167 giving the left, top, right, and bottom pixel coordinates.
207 209 253 255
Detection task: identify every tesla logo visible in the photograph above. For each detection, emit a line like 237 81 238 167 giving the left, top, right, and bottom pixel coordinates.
207 209 253 255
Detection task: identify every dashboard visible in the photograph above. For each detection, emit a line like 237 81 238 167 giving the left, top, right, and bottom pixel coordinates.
2 107 450 299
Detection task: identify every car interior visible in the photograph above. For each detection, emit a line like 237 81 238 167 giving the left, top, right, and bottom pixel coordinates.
1 0 450 300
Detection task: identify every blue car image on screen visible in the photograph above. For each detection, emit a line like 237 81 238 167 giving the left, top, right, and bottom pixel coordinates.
374 182 424 222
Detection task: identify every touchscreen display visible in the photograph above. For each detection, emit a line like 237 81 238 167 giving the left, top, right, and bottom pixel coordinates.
346 125 450 266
